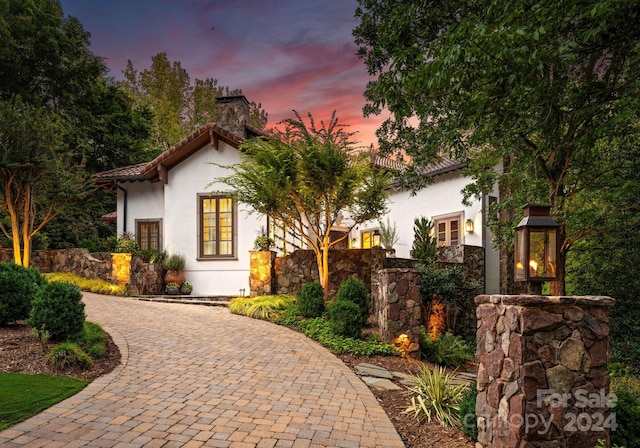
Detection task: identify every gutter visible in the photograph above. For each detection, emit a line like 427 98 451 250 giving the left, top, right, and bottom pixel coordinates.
116 183 128 234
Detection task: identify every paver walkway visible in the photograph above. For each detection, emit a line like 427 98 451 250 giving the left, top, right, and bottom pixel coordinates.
0 293 405 448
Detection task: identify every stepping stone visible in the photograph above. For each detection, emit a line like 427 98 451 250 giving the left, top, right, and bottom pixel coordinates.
354 363 394 379
361 376 403 391
392 371 417 387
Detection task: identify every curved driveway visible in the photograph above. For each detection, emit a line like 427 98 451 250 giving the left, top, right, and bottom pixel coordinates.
0 293 404 447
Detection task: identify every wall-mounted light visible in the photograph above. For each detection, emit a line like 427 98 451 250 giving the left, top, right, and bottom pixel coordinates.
514 204 560 283
465 219 474 233
373 229 381 247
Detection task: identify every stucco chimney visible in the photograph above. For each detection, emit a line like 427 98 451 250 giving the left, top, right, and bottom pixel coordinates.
215 95 250 138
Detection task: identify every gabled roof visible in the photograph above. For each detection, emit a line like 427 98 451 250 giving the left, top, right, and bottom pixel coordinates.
373 154 467 178
94 122 267 190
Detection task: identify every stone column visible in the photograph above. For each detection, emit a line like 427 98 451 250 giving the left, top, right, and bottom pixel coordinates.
249 251 276 296
474 295 615 448
376 268 421 358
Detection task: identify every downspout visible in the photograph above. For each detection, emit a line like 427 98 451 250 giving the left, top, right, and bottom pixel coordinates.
482 194 487 294
116 183 128 234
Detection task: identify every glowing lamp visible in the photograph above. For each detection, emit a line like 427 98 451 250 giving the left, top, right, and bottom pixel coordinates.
465 219 474 233
372 229 381 247
514 205 560 282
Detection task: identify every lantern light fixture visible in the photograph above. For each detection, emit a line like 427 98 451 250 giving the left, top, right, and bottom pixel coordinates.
465 219 474 233
514 204 560 283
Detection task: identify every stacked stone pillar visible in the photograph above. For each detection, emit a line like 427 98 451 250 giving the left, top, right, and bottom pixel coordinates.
376 268 421 358
248 250 276 296
475 294 615 447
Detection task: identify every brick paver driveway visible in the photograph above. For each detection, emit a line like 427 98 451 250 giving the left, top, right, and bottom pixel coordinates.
0 293 404 447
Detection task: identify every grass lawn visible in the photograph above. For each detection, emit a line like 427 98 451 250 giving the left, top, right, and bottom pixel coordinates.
0 372 89 431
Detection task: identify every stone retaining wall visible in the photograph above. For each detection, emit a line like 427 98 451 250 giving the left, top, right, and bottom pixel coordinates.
474 294 614 447
1 248 163 295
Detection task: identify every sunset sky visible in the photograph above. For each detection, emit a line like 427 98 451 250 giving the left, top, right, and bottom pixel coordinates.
58 0 388 149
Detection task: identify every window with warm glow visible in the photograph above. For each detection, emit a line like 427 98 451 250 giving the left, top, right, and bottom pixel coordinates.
199 195 235 258
434 214 462 247
361 229 380 249
136 220 161 250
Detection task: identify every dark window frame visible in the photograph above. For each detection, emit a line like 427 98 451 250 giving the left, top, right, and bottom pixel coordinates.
136 219 162 251
198 194 236 259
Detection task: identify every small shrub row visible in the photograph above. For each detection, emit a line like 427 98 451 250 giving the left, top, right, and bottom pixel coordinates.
0 262 44 325
43 272 127 296
229 295 296 320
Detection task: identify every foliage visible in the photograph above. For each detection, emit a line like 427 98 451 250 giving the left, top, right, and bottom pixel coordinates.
115 234 140 254
404 365 467 427
0 262 44 325
0 0 153 249
180 282 193 294
275 307 398 356
419 328 475 368
0 372 89 431
70 321 107 358
27 282 85 342
43 272 127 296
164 282 180 293
327 300 365 338
610 374 640 448
163 253 186 271
298 282 326 318
417 261 478 309
229 295 296 321
121 52 268 151
139 249 166 264
0 98 87 266
458 381 478 440
410 216 436 260
354 0 640 294
567 224 640 371
253 235 275 251
216 111 390 297
378 217 399 250
47 342 93 370
336 278 369 322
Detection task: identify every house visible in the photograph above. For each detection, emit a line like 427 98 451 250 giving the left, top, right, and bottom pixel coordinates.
95 96 268 296
350 156 501 294
96 95 501 296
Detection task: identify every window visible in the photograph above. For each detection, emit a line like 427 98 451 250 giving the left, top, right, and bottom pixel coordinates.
199 195 235 258
435 214 461 247
361 229 380 249
136 220 161 250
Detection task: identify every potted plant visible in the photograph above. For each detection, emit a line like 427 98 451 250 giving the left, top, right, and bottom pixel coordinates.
165 282 180 295
180 282 193 295
253 227 275 251
163 253 186 287
379 218 400 257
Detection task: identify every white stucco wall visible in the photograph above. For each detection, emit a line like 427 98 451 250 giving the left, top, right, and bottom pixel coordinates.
117 181 164 237
352 170 501 294
117 142 265 296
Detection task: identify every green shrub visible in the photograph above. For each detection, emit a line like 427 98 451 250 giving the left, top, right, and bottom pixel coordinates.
328 300 364 338
27 282 85 341
43 272 127 296
71 321 106 358
336 278 369 321
419 328 474 368
164 253 186 270
115 235 139 254
229 295 296 320
298 282 325 318
0 262 44 325
404 365 467 427
458 382 478 440
611 374 640 448
47 342 93 369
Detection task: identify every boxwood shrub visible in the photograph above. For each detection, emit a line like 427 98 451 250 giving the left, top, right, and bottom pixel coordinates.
336 278 369 322
0 262 44 325
27 282 85 341
328 299 364 338
298 282 325 318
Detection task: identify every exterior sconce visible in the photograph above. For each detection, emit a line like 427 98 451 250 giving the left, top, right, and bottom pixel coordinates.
373 229 381 247
351 238 359 248
514 204 560 283
465 219 474 233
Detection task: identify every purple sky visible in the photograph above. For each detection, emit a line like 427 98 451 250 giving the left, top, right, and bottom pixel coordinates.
58 0 388 149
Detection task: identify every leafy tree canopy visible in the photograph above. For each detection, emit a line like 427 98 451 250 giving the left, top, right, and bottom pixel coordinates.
354 0 640 293
216 112 390 297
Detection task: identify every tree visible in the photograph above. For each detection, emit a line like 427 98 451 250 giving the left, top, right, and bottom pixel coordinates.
122 53 268 150
354 0 640 294
410 216 436 260
0 98 86 266
0 0 154 249
217 112 389 298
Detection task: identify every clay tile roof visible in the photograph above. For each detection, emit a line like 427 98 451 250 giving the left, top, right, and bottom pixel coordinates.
417 157 467 177
93 163 148 189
